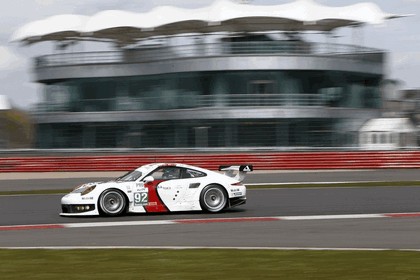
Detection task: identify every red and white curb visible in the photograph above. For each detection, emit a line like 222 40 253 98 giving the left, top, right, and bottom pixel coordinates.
1 212 420 231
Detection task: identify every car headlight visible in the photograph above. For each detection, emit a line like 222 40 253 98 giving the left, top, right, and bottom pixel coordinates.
72 184 84 192
72 185 96 195
81 185 96 196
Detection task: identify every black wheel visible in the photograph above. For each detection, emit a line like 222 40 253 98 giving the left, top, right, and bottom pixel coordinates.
200 185 227 213
99 189 127 216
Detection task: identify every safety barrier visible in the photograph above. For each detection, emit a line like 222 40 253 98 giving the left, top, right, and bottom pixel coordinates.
0 151 419 172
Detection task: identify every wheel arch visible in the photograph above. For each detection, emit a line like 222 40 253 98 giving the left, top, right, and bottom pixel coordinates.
98 188 130 216
199 183 230 212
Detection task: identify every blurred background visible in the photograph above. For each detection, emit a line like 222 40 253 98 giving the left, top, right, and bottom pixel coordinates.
1 0 419 152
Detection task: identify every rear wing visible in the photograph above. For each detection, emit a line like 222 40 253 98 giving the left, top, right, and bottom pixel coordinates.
218 165 253 182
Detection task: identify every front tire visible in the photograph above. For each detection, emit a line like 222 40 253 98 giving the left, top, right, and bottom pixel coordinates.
200 185 227 213
99 189 127 216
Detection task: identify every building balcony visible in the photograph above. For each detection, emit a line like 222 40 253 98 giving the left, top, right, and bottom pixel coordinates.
35 41 383 68
33 93 339 113
33 41 385 81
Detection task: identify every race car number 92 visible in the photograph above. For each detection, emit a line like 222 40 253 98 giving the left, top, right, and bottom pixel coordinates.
134 192 148 206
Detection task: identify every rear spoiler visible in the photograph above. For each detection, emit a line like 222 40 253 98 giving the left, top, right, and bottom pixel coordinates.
218 165 253 182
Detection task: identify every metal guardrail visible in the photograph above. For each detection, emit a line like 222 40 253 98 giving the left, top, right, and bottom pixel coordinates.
34 93 326 112
35 41 383 68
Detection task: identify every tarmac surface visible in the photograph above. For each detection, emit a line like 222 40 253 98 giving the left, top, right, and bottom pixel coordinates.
0 169 419 191
0 169 420 249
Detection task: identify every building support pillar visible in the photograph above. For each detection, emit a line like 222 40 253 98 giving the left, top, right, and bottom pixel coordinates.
194 127 209 147
224 122 238 147
276 121 289 147
175 126 188 148
82 125 96 148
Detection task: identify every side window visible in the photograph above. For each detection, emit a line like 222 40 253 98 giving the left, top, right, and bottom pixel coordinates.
372 134 377 144
380 133 386 144
150 167 181 180
249 80 275 94
182 168 206 179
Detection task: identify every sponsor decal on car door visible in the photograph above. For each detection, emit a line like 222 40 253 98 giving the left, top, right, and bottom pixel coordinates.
143 180 169 212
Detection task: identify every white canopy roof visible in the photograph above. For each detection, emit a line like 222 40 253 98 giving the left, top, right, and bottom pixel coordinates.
11 0 406 45
360 118 417 133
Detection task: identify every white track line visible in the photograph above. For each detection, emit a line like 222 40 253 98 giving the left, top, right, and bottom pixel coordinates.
65 220 175 228
1 212 420 231
280 214 386 220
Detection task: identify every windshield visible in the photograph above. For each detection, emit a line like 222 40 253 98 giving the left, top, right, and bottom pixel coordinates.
116 170 142 182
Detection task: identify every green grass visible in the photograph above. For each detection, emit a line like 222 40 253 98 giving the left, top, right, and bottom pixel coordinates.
1 181 420 196
1 249 420 279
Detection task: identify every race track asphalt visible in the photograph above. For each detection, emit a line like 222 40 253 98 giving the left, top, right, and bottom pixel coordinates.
1 180 420 249
1 169 419 191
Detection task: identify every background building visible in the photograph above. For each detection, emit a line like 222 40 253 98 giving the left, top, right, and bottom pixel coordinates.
381 86 420 146
12 0 408 149
359 117 417 150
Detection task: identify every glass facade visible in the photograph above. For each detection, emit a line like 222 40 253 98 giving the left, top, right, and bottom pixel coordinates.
32 31 386 150
36 118 358 149
34 69 381 149
38 70 381 112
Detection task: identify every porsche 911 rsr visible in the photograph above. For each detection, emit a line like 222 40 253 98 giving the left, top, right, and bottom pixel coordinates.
60 163 252 216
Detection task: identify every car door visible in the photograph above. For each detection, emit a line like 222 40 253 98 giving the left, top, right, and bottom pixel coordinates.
155 167 206 211
167 168 207 211
151 166 187 211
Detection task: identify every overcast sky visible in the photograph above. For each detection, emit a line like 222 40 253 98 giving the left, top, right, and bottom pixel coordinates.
1 0 419 109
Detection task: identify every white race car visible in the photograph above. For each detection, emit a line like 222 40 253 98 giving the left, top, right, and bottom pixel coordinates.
60 163 252 216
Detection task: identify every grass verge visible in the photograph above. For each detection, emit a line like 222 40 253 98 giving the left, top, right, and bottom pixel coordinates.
1 181 420 196
1 249 420 280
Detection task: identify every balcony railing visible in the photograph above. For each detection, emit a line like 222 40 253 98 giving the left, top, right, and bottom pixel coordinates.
35 41 383 68
34 93 326 113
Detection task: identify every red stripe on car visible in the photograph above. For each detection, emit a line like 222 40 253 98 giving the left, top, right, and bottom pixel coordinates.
144 180 169 213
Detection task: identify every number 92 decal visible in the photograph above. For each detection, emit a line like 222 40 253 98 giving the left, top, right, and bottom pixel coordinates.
134 191 149 206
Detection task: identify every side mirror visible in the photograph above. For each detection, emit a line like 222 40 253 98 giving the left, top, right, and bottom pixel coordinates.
143 176 154 183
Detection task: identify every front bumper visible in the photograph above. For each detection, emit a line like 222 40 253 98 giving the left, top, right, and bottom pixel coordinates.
61 204 96 214
60 193 99 216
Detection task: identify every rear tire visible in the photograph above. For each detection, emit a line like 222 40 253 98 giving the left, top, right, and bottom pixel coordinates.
200 185 227 213
99 189 127 216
